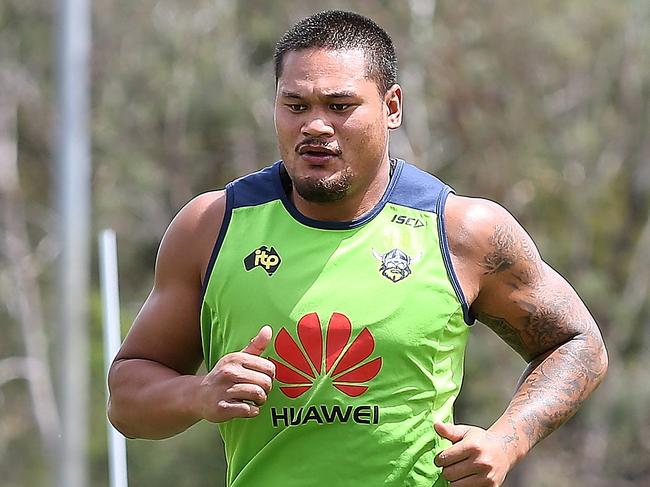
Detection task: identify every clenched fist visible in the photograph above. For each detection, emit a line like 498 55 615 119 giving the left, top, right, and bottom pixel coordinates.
197 326 276 423
434 422 514 487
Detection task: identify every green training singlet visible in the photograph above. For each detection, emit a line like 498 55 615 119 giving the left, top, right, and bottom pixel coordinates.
200 160 473 486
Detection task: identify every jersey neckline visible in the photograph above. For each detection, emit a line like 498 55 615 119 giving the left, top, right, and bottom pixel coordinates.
272 159 404 230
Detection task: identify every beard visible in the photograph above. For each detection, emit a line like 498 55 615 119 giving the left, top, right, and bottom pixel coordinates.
291 167 352 203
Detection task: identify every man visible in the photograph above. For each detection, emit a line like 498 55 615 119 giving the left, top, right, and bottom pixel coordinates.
108 10 608 487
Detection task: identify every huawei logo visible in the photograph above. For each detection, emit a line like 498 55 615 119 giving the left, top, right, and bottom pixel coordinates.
270 312 382 398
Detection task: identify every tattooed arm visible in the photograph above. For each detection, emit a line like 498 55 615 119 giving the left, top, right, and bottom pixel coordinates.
434 195 608 487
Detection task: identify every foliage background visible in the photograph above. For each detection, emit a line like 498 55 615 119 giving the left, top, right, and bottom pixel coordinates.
1 1 649 486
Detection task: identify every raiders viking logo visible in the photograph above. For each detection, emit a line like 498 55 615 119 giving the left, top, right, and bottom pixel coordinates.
372 248 421 283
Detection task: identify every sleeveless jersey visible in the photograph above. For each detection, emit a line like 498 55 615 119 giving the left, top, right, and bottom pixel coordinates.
200 159 473 486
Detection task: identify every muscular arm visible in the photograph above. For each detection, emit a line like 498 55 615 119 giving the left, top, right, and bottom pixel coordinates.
473 219 607 460
109 191 276 440
436 195 608 484
107 192 224 439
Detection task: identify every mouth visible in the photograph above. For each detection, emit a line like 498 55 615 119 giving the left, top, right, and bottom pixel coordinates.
296 142 342 164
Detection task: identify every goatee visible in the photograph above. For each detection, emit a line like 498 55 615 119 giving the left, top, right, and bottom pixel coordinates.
292 168 352 203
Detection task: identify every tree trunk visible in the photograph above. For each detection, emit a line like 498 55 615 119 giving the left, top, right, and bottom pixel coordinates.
0 86 60 472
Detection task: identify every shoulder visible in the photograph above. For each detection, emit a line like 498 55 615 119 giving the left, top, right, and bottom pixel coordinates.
156 191 227 286
444 194 524 251
445 193 537 254
443 194 542 302
168 190 226 234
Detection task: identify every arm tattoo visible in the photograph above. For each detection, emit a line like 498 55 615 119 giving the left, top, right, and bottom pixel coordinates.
507 329 606 451
518 289 575 352
476 223 608 452
475 312 530 360
481 225 517 274
481 224 539 285
480 308 606 451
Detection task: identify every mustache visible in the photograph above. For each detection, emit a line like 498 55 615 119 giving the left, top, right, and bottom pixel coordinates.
295 138 343 156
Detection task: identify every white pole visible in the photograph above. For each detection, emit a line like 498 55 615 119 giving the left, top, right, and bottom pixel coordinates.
99 229 129 487
56 0 91 485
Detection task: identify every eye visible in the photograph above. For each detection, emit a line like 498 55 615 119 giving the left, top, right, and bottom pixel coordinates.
330 103 351 112
286 104 307 112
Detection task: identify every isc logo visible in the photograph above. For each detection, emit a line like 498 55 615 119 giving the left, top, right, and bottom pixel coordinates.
244 246 282 276
391 214 425 228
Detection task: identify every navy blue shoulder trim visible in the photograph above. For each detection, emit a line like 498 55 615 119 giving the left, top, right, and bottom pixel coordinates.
436 187 475 326
200 187 234 302
388 161 448 213
230 162 282 209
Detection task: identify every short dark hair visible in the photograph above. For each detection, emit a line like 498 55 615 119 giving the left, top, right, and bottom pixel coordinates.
274 10 398 94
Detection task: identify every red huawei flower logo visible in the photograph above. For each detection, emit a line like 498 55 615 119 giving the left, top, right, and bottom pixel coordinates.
270 312 382 398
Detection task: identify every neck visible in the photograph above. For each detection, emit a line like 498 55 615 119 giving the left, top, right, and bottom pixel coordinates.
289 159 392 222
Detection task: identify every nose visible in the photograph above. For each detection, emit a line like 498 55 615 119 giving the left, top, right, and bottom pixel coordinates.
301 116 334 138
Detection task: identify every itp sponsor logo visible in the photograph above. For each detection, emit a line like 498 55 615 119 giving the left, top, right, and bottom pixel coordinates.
244 246 281 276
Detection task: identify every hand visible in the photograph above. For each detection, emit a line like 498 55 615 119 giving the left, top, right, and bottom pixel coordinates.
434 422 513 487
197 326 275 423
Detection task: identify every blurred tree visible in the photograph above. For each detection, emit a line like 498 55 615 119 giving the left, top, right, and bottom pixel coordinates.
0 2 60 485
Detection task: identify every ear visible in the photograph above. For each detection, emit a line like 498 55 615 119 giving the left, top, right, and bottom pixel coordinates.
384 84 402 129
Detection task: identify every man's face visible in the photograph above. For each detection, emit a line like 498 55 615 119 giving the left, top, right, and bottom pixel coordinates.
274 48 402 203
